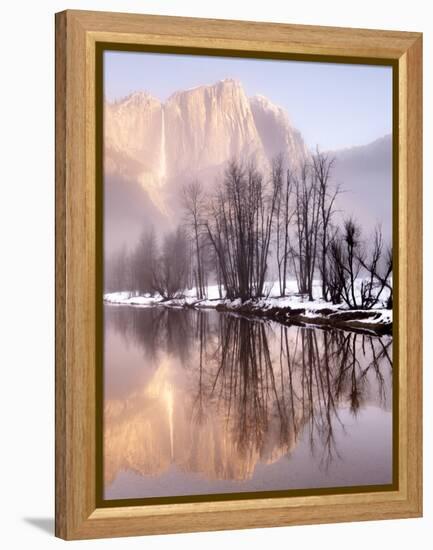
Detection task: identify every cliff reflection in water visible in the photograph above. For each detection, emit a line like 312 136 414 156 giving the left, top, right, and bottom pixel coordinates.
104 307 393 498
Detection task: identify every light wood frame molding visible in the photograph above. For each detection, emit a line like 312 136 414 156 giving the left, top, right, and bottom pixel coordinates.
55 9 423 540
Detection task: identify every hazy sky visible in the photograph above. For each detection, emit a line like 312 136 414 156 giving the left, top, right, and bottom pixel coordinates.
104 50 392 151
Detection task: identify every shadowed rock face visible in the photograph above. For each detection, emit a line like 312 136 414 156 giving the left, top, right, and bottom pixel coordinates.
250 94 308 166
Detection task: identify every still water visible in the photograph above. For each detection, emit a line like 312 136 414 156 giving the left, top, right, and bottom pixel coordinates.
103 306 393 500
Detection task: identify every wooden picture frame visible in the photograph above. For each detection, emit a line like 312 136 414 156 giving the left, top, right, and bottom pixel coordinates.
55 9 422 540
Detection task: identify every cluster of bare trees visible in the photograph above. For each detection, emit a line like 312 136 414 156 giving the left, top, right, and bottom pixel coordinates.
105 227 190 300
106 152 393 310
328 220 393 308
204 161 279 300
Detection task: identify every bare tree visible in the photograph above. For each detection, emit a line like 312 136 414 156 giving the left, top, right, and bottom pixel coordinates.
131 227 157 295
291 160 320 300
327 231 346 305
325 219 363 308
273 155 294 296
182 180 207 299
326 220 392 309
152 227 190 299
105 245 133 294
382 246 393 309
357 226 393 309
342 218 363 307
204 159 279 301
312 150 340 300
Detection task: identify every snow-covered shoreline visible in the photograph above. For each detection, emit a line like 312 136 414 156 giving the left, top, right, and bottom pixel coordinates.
103 286 392 336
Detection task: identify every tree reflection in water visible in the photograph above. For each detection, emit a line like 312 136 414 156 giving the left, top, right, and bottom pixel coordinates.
197 315 392 470
104 306 392 489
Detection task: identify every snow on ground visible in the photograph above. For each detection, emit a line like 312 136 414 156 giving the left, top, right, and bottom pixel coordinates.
104 292 160 307
183 284 223 301
103 280 392 333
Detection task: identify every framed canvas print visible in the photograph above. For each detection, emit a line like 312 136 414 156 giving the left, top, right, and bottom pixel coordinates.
55 10 423 540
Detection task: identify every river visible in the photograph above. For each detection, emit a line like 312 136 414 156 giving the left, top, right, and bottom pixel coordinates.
103 305 393 500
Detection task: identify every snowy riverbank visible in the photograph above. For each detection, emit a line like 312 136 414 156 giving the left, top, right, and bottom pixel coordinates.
104 282 392 336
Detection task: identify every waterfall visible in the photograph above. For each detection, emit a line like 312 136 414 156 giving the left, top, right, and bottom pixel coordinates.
159 107 166 183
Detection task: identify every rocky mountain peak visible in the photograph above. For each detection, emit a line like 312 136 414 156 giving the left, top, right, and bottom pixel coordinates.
104 80 309 220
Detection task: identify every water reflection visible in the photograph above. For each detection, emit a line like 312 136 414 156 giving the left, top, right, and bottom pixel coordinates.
104 307 392 499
